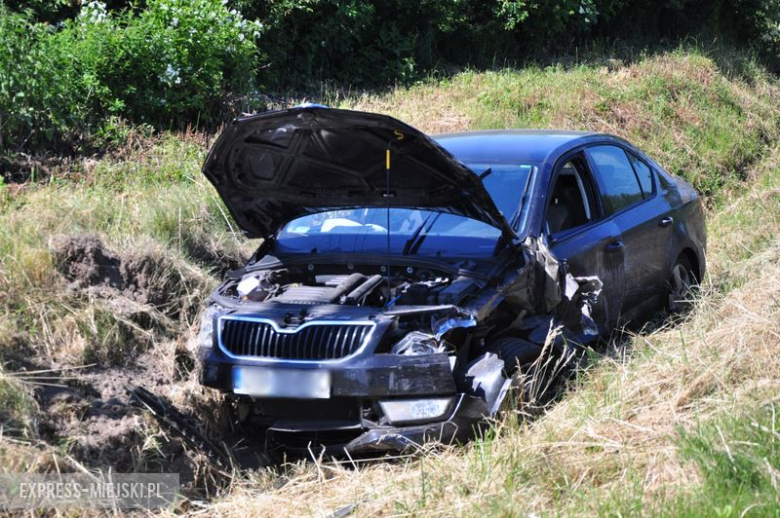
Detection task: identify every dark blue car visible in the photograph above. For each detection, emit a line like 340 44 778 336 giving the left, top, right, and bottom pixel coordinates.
196 107 706 455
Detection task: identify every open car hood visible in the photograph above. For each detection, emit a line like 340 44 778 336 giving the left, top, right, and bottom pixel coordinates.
202 107 516 240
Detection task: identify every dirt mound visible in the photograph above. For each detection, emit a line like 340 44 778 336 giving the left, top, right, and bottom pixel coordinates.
35 234 238 488
50 234 123 290
36 235 224 476
49 234 208 316
182 232 247 277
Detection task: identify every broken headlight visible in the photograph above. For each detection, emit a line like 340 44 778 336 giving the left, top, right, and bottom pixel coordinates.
195 304 227 352
390 331 444 356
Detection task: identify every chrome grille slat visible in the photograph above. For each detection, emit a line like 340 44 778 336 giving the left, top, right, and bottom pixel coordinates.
294 329 302 359
248 323 257 356
261 325 270 357
334 327 346 358
303 327 312 359
314 326 325 359
341 327 352 358
237 321 246 355
348 327 359 354
243 322 251 356
219 319 372 361
322 327 331 358
301 327 310 358
347 327 357 355
271 330 280 358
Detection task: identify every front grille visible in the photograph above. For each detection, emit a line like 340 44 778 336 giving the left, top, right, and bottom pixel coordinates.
219 318 373 360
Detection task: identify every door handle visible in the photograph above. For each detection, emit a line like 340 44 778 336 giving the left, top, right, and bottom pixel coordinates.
659 216 674 227
605 240 624 252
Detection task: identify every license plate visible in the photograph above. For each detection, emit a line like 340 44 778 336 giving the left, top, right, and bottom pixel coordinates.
233 367 331 399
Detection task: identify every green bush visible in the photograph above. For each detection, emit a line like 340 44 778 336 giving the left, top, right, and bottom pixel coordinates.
2 0 780 154
3 0 74 23
240 0 504 88
239 0 780 89
0 8 66 151
0 0 260 153
52 0 261 127
729 0 780 68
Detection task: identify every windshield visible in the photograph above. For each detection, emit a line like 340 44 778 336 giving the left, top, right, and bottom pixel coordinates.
274 163 534 258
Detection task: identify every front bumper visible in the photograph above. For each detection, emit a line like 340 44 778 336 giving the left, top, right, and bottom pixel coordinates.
200 348 457 397
199 349 490 453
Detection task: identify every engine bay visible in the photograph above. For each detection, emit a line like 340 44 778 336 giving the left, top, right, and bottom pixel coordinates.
217 264 482 308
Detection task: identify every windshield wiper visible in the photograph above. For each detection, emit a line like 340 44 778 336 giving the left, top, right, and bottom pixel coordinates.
406 213 441 256
401 213 433 255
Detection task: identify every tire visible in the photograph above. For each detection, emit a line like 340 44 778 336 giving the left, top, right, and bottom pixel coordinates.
486 337 542 375
668 254 698 312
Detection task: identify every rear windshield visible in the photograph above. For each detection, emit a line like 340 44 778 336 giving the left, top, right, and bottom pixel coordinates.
274 163 533 258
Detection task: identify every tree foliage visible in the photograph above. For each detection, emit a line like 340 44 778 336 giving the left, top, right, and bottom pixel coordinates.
0 0 259 152
1 0 779 153
240 0 780 89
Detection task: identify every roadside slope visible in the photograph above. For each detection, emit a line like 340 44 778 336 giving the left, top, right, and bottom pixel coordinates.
346 48 780 198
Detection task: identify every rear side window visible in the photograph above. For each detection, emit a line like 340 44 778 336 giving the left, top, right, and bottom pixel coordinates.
587 145 643 215
627 152 654 198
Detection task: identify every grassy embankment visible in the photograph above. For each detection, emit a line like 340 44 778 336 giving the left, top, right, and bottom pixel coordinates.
1 47 779 515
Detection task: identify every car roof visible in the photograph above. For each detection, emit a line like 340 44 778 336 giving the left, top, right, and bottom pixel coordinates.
434 130 622 164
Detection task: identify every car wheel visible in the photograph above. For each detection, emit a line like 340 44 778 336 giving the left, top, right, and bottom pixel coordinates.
668 254 698 312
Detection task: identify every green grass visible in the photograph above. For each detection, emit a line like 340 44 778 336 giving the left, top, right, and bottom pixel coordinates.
344 47 780 200
0 368 38 438
675 405 780 517
0 46 779 514
592 402 780 517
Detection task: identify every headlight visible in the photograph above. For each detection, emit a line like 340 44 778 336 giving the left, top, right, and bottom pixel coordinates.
195 304 227 351
379 398 454 425
390 331 442 356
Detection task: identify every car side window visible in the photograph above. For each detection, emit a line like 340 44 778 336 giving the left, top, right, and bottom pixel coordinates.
586 145 643 215
627 152 654 198
546 156 596 235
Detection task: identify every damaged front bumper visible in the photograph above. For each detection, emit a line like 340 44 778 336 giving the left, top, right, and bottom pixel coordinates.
342 393 488 453
261 393 489 456
200 349 490 454
200 348 457 398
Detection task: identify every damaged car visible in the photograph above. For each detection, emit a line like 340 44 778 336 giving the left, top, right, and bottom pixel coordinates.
195 106 706 455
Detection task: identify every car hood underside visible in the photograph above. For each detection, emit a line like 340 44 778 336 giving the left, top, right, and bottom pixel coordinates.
202 107 513 239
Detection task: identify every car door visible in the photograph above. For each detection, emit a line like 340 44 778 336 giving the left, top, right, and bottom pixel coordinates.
584 145 673 320
545 151 625 332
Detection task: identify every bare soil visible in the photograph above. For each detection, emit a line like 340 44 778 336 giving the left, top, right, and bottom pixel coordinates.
29 234 228 484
